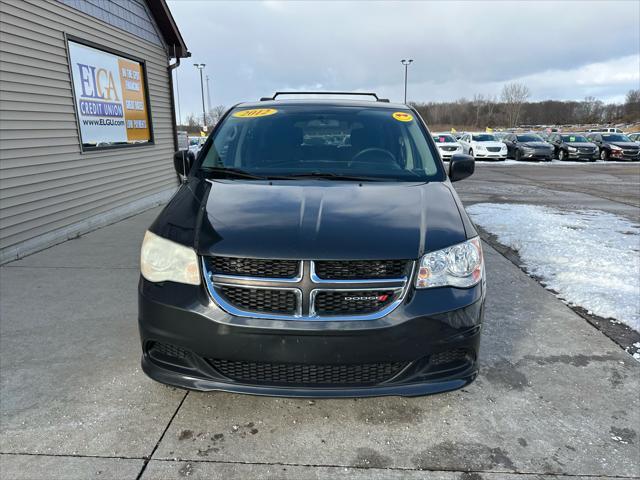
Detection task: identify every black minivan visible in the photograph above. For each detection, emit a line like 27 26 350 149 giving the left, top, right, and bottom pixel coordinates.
139 93 485 398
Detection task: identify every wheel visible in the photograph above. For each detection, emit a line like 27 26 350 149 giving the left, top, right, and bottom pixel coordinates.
515 149 522 161
600 149 609 161
468 149 474 159
558 149 566 161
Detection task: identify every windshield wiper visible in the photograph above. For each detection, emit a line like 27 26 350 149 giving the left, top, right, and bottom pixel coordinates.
200 166 267 180
273 172 384 181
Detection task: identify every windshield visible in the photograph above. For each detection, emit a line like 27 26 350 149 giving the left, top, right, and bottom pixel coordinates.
472 134 496 142
602 134 631 142
199 105 442 181
433 134 456 143
561 135 588 142
517 134 543 142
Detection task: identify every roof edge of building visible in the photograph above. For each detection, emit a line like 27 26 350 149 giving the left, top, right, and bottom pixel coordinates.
146 0 190 58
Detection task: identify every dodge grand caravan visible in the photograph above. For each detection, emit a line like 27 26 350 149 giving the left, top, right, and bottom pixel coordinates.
139 92 485 398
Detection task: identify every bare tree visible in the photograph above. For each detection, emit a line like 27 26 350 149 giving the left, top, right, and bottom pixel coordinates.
185 113 199 128
484 94 498 125
207 105 227 126
625 89 640 121
501 82 530 127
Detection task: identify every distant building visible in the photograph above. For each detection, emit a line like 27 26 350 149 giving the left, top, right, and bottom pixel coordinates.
0 0 189 263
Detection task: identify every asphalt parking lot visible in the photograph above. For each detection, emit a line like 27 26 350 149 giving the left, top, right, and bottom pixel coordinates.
1 163 639 480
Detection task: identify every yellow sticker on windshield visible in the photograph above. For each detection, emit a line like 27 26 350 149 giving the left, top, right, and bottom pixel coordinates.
233 108 278 118
392 111 413 122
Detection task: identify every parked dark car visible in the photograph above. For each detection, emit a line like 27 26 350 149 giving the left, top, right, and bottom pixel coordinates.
547 133 598 161
503 133 554 161
585 132 640 161
138 93 485 398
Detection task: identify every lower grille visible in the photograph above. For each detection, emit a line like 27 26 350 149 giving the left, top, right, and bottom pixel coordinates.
209 358 407 386
149 342 189 360
313 290 396 315
219 286 297 314
430 349 468 365
314 260 408 280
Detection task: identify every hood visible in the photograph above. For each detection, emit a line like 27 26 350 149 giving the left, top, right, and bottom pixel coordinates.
471 141 504 148
192 180 469 260
520 142 552 148
565 142 596 148
608 142 638 149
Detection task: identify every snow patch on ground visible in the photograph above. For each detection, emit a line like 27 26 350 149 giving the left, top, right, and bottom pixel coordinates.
467 203 640 333
472 159 635 166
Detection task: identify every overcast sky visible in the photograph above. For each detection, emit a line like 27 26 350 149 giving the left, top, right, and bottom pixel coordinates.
167 0 639 121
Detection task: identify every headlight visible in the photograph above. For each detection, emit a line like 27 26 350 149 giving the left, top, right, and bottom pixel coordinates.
610 145 622 151
568 146 577 152
140 231 200 285
476 145 486 151
415 237 483 289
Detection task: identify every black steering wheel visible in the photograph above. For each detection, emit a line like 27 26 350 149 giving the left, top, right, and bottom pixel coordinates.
351 148 397 166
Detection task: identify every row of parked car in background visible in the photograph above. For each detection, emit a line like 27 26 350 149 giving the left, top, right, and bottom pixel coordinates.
432 129 640 162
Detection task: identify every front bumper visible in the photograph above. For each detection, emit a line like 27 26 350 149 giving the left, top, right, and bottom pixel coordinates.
437 149 461 160
138 277 485 398
567 150 598 160
474 151 506 160
522 149 553 160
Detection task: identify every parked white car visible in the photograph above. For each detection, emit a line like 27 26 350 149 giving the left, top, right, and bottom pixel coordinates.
458 132 507 160
432 132 463 160
587 127 624 134
188 136 206 156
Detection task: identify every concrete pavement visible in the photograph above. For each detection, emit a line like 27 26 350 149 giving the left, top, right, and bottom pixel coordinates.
1 163 639 479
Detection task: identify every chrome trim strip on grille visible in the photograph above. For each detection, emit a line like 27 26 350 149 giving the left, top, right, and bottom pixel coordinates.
310 260 408 284
207 260 303 283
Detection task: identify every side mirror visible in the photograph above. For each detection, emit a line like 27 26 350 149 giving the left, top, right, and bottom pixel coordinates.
449 153 475 182
173 150 195 176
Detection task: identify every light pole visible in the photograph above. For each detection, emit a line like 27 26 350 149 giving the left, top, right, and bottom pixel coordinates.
401 59 413 104
194 63 207 129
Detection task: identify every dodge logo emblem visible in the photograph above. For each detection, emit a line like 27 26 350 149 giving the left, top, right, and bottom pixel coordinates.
344 295 389 302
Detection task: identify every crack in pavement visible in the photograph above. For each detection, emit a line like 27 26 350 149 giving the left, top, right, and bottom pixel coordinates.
5 453 635 479
140 456 640 479
135 390 190 480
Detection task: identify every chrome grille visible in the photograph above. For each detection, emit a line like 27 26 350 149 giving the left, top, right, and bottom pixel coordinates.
207 256 300 279
486 146 501 152
209 358 407 385
313 260 408 280
203 258 413 321
219 286 298 314
313 290 397 316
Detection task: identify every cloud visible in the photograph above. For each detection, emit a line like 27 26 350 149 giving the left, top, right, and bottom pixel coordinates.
167 0 640 119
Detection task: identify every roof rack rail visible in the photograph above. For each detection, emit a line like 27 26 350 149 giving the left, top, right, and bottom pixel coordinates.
259 91 390 102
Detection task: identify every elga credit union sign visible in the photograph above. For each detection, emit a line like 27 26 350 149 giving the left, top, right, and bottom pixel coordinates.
68 40 151 148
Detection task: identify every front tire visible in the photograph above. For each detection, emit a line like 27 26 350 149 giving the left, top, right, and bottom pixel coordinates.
515 149 522 161
558 149 566 161
469 149 474 159
600 149 609 161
